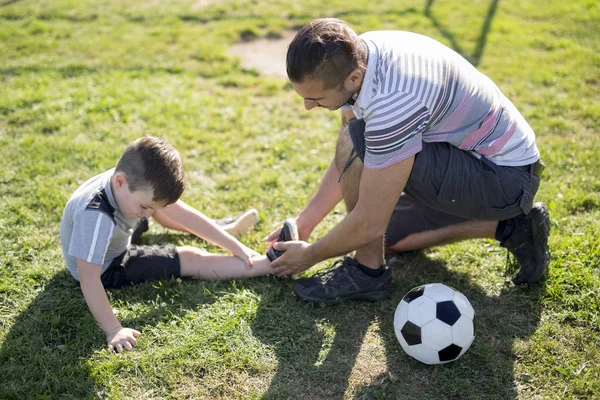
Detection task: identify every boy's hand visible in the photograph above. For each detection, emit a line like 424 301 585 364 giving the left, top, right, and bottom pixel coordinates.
233 246 261 269
106 326 141 352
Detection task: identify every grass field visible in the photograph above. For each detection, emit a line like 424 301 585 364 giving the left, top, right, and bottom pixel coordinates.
1 0 599 398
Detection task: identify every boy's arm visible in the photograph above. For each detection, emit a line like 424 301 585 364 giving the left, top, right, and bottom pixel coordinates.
154 201 258 268
76 258 140 352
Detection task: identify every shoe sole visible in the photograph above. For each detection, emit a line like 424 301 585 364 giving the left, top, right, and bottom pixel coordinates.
282 218 299 241
266 218 299 261
515 202 551 284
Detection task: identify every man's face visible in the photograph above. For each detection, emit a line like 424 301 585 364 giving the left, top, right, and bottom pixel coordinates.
291 78 355 111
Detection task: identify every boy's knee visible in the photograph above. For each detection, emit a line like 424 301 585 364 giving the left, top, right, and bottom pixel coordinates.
177 246 208 263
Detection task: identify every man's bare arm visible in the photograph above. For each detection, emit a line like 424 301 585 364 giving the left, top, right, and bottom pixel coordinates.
341 108 356 129
310 156 413 261
271 156 414 276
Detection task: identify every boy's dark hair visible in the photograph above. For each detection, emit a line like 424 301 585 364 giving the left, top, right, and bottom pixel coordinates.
286 18 367 89
115 136 185 205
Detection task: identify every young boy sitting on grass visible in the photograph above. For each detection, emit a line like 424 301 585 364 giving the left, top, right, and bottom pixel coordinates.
60 136 273 353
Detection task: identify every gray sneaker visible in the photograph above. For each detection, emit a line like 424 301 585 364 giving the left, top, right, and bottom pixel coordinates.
215 208 259 238
292 256 391 304
266 218 299 261
501 202 551 284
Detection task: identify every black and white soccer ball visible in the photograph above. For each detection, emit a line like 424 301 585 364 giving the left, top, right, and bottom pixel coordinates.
394 283 475 365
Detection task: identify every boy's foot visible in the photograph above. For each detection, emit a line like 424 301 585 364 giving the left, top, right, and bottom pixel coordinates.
266 218 299 261
501 202 551 284
215 209 259 238
292 256 391 305
131 217 149 245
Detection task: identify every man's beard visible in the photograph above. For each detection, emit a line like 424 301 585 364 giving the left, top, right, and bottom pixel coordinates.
331 88 356 110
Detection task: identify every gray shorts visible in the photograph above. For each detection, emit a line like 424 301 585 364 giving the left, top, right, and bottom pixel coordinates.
347 119 541 246
101 245 181 289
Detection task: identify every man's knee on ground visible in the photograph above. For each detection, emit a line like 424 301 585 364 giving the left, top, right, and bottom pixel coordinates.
385 232 423 253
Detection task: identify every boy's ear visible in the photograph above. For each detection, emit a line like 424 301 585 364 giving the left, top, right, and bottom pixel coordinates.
114 172 128 189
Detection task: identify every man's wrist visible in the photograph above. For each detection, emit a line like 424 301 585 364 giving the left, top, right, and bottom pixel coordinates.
305 242 323 267
296 212 316 239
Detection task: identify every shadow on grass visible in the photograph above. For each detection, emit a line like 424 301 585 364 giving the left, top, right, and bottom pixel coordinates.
252 251 546 399
0 0 21 8
0 232 544 398
0 270 100 397
425 0 499 66
0 231 224 398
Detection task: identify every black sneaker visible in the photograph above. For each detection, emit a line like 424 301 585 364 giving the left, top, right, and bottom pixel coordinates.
131 217 149 245
266 218 299 261
501 202 551 284
292 256 392 304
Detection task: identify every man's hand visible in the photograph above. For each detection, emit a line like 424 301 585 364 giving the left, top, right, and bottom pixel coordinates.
106 326 141 353
232 245 261 269
270 240 315 277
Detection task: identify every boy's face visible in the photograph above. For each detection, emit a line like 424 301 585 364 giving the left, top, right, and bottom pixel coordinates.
112 173 167 219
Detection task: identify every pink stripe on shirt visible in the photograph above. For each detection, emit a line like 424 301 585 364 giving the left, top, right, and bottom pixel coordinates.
437 94 475 132
459 107 501 149
476 123 517 155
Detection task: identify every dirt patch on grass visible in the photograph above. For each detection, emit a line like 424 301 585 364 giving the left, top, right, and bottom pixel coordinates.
229 31 297 78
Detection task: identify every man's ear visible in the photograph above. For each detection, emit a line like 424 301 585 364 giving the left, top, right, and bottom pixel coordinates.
345 67 364 90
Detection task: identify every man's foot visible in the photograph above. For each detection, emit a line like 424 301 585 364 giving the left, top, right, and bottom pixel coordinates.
131 217 149 245
500 202 551 284
215 209 259 238
292 256 391 305
266 218 299 261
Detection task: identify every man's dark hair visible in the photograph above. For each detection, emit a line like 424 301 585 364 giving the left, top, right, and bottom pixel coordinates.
115 136 185 205
286 18 367 89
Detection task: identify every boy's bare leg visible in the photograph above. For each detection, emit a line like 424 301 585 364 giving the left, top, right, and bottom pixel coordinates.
387 220 497 253
178 246 272 280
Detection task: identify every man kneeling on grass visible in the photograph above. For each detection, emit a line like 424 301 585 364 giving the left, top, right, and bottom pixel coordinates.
60 136 272 352
266 18 551 305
